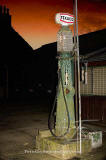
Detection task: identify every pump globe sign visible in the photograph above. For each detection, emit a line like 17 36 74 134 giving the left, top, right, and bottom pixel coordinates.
55 13 74 26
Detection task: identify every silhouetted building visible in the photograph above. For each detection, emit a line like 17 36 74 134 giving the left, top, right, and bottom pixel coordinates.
0 5 33 101
0 5 11 28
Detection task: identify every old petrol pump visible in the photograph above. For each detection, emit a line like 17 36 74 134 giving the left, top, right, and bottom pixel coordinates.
36 1 103 158
48 13 76 139
36 1 93 159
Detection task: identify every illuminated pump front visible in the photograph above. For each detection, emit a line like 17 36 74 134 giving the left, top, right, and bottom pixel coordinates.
56 13 74 52
57 25 74 52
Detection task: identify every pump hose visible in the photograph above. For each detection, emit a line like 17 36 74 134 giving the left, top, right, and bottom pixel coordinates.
48 68 70 138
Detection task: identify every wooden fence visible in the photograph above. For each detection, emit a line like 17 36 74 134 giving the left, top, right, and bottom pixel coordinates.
81 96 106 124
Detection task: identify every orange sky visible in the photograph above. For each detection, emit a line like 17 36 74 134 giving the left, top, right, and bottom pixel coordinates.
1 0 106 49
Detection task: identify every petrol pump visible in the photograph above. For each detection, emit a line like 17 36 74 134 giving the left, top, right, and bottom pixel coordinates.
48 13 76 139
36 1 93 159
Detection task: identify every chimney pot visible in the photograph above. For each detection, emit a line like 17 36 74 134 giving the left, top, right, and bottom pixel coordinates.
0 5 2 15
7 8 9 15
4 6 6 14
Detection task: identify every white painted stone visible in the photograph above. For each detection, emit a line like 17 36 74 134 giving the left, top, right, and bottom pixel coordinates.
89 131 102 148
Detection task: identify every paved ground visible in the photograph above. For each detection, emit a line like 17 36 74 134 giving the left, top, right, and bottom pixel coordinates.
0 101 106 160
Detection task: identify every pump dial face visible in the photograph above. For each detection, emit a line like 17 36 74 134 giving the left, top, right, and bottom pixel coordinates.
57 29 74 52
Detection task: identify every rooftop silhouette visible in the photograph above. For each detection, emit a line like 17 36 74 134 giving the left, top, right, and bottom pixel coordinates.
0 5 33 100
0 5 33 65
0 5 11 28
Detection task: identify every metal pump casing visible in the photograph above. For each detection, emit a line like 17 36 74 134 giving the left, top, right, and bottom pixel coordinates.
55 24 76 138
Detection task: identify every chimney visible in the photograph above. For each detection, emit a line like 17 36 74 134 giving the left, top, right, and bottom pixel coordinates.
0 5 12 28
7 8 9 15
0 5 2 15
4 6 6 14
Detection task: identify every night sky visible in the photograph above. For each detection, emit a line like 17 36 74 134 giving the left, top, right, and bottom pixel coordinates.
1 0 106 49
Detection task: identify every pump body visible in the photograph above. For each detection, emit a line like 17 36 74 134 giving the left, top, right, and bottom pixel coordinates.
55 26 76 137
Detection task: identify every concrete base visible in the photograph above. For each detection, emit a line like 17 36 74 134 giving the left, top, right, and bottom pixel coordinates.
36 130 92 159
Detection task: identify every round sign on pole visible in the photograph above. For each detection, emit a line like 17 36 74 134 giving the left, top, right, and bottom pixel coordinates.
55 13 74 26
